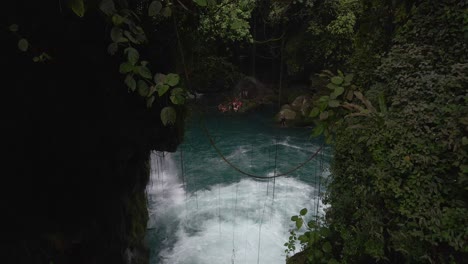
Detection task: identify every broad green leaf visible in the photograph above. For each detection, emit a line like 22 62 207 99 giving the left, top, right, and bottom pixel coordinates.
327 83 338 90
344 73 354 83
320 111 329 120
319 96 329 102
99 0 116 15
125 47 139 65
166 73 180 86
112 14 125 26
107 42 118 55
331 76 343 85
193 0 207 6
162 6 172 17
124 74 136 91
157 84 170 96
119 62 134 73
137 80 149 97
111 27 123 42
322 242 332 253
337 69 344 77
137 66 152 79
296 218 303 229
148 1 162 16
318 101 328 111
298 234 309 243
291 215 298 221
311 123 324 137
9 24 18 32
309 107 320 117
154 73 166 84
160 106 176 126
300 208 307 216
462 137 468 146
170 88 186 105
71 0 85 17
328 100 340 108
146 96 155 108
170 94 185 105
18 38 28 52
334 86 345 96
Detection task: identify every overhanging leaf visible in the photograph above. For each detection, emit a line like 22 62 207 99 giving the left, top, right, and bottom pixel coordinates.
311 123 325 137
156 84 170 96
162 6 172 17
137 80 149 97
71 0 85 17
148 1 162 16
137 66 152 79
154 73 166 84
119 62 134 73
160 106 176 126
111 27 123 42
300 208 307 216
296 218 303 229
166 73 180 86
125 47 139 65
9 24 18 32
331 76 344 85
99 0 116 15
18 39 28 52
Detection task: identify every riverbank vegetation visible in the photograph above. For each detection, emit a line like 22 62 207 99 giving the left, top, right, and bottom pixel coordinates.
5 0 466 263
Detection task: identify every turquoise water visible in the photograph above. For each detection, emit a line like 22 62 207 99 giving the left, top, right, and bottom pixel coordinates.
146 104 329 264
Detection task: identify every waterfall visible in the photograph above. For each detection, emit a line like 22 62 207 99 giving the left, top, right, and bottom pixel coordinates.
146 151 327 264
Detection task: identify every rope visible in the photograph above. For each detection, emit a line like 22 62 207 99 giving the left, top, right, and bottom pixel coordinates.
201 116 324 179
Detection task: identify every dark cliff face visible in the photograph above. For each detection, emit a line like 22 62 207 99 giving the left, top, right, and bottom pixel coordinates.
2 1 182 263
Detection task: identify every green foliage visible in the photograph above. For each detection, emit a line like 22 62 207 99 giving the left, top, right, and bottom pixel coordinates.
317 1 468 263
198 0 255 42
285 209 340 264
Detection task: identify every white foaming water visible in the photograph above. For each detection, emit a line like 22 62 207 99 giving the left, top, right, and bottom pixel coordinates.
147 152 326 264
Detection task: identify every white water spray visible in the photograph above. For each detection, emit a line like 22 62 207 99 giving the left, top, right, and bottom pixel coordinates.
147 151 326 264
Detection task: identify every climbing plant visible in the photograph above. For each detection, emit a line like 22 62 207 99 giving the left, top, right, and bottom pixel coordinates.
290 1 468 263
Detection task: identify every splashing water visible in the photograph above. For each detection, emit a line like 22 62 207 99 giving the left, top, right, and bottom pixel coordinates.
146 110 329 264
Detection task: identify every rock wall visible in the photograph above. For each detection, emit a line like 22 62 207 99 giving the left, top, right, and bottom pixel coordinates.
3 2 182 263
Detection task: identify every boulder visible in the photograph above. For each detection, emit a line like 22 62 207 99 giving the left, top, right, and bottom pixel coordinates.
281 104 293 111
291 95 313 117
278 108 297 121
